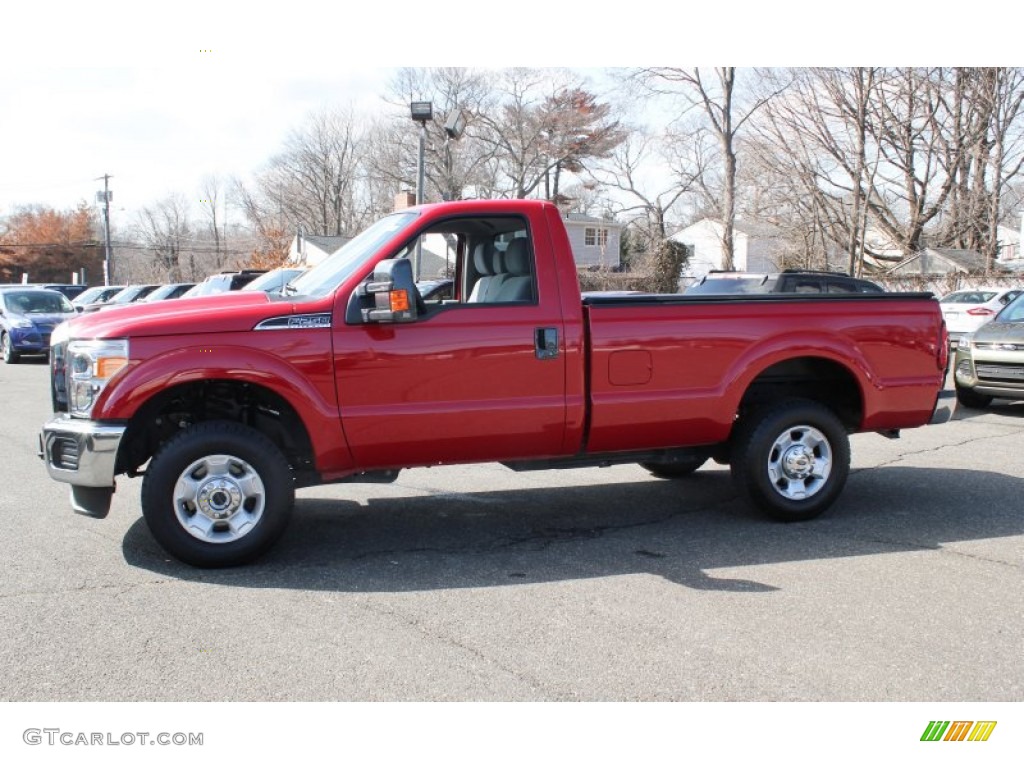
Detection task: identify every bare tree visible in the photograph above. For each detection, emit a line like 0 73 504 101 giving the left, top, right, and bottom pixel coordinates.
752 67 888 274
588 128 703 252
257 107 366 237
377 67 495 202
473 69 625 200
635 68 786 269
133 194 193 280
941 68 1024 267
198 174 227 272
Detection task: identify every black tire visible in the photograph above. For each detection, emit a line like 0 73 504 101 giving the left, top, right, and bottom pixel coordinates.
730 398 850 523
141 421 295 567
955 383 992 410
1 332 20 364
641 454 709 479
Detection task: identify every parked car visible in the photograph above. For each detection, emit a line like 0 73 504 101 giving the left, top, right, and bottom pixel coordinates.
0 288 76 363
183 270 267 298
37 284 90 301
0 283 88 300
685 269 885 295
139 283 196 302
72 285 126 312
85 284 160 312
415 278 454 302
952 292 1024 408
939 287 1023 346
240 268 306 297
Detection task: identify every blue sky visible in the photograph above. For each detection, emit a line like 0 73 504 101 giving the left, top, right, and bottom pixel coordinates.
0 65 398 223
0 2 966 228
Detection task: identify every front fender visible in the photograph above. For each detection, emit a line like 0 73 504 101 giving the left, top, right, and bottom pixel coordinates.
94 341 352 473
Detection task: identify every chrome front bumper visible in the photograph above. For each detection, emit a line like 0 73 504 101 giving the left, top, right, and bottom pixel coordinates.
39 415 125 488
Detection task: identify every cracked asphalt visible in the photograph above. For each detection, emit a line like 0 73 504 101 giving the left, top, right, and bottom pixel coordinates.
2 359 1022 701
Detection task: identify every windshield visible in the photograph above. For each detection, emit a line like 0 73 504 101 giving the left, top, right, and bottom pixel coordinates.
996 293 1024 322
242 268 305 293
72 286 107 305
286 212 418 298
109 285 157 304
686 276 771 295
941 291 997 304
3 291 74 314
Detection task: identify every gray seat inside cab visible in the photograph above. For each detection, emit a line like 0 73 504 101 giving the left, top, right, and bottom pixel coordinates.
492 238 533 302
468 243 494 302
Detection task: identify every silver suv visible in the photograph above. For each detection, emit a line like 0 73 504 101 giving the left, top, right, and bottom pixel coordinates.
953 292 1024 409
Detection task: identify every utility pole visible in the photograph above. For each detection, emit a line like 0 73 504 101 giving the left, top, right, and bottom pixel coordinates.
96 174 113 285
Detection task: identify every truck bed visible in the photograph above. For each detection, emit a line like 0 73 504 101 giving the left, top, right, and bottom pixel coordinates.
581 291 945 454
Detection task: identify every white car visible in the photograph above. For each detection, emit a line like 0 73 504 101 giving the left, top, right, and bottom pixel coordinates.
940 287 1024 344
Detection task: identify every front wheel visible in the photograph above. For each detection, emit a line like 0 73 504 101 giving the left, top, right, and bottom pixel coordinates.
955 383 992 410
730 399 850 523
1 332 19 363
141 421 295 567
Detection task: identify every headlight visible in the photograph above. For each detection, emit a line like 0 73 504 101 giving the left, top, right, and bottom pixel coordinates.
957 334 972 351
12 317 33 329
67 339 129 418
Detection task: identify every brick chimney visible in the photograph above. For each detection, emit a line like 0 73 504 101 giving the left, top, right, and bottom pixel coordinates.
394 191 416 211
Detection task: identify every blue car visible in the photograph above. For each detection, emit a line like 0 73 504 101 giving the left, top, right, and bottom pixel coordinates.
0 288 76 363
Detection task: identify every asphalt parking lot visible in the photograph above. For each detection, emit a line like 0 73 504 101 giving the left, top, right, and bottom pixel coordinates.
1 357 1022 702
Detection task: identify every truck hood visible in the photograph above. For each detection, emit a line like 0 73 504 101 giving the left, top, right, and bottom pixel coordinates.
60 291 320 340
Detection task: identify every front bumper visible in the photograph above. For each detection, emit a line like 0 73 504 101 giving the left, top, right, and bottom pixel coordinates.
39 415 125 488
954 347 1024 400
10 327 51 354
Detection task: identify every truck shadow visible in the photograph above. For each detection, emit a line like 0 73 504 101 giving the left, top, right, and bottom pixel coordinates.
122 465 1024 593
952 399 1024 421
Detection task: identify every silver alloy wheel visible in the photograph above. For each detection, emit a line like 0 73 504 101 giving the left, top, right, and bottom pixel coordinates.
766 424 833 500
172 453 266 543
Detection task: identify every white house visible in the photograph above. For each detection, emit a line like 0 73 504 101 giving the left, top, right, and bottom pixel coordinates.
671 218 785 280
562 213 623 268
997 223 1022 265
288 233 351 267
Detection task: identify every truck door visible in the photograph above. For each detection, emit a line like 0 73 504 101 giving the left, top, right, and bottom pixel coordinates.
332 214 569 469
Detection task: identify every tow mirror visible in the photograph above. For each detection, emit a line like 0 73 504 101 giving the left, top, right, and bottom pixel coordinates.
352 259 419 324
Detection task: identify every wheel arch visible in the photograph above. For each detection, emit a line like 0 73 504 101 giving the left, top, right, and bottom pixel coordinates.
734 355 865 433
115 378 319 484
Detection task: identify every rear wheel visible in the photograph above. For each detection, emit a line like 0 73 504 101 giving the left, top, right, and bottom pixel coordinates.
955 383 992 410
1 332 20 363
730 398 850 522
141 421 295 567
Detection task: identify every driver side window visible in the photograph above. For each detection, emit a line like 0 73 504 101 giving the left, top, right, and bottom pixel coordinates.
396 215 537 308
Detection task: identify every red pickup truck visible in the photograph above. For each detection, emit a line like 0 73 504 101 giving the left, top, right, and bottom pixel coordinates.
40 200 952 567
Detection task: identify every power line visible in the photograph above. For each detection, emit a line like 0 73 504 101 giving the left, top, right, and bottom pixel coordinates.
0 240 254 255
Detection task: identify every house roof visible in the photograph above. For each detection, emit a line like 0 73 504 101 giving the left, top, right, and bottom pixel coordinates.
302 235 350 254
924 247 988 272
886 247 995 275
732 219 783 237
671 217 782 239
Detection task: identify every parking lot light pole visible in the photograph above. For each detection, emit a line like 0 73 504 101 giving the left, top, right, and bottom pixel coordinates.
410 102 432 280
